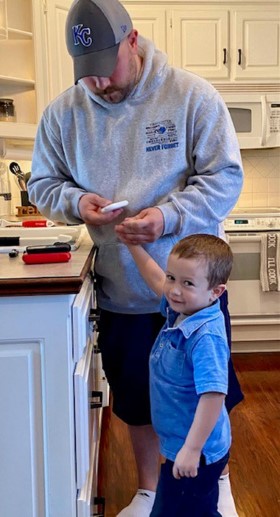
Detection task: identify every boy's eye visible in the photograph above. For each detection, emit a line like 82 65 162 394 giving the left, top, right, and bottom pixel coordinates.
183 280 194 287
166 274 174 281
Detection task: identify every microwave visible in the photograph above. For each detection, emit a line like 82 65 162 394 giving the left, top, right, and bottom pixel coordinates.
222 93 280 149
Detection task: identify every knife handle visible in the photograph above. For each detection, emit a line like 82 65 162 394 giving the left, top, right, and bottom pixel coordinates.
22 252 71 264
0 237 20 246
25 243 71 254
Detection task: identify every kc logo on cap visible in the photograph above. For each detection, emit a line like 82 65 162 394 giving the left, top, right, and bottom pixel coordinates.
66 0 133 82
72 24 93 47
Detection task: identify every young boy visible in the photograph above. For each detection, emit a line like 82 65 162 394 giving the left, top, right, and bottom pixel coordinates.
124 233 234 516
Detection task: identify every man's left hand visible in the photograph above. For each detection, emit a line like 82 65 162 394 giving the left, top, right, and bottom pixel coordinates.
115 207 164 244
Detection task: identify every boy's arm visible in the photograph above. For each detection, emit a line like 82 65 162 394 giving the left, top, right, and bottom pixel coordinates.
173 392 225 479
128 245 165 297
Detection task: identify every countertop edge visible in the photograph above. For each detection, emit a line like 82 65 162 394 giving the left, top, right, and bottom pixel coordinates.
0 246 95 297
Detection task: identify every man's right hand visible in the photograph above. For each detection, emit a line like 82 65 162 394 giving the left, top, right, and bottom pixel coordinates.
78 193 125 226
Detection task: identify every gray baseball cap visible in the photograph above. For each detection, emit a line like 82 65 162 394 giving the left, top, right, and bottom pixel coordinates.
66 0 133 83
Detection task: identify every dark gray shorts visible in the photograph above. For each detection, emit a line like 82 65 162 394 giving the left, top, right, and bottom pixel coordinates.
97 310 165 425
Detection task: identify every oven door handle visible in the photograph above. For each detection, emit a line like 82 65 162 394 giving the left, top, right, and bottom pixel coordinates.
231 317 280 326
227 234 264 243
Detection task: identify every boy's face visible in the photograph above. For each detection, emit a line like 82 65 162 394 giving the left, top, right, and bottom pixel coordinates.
164 254 220 316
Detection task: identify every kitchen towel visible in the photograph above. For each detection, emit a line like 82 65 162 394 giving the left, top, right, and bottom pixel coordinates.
260 233 280 292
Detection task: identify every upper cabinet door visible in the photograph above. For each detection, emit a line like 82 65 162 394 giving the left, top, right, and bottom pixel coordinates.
123 5 167 54
233 10 280 81
169 9 230 80
46 0 74 101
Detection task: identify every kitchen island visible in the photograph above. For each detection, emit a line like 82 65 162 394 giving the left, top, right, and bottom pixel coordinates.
0 234 106 517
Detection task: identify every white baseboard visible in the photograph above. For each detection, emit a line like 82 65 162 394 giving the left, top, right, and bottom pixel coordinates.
232 340 280 353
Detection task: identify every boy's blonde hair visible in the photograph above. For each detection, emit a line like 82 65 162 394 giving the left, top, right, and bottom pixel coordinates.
171 234 233 288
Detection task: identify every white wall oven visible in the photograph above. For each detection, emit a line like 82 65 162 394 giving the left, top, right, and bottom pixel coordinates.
224 209 280 352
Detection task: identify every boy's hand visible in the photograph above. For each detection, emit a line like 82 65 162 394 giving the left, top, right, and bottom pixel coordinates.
172 444 201 479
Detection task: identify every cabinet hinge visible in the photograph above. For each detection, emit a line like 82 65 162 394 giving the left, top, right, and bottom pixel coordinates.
43 0 48 14
169 18 172 29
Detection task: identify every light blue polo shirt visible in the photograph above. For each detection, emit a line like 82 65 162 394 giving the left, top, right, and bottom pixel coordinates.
149 298 231 464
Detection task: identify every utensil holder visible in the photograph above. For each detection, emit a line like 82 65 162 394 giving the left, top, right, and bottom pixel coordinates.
20 191 31 206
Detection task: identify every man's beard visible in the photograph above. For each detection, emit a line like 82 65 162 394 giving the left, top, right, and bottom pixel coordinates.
96 86 131 103
96 57 138 104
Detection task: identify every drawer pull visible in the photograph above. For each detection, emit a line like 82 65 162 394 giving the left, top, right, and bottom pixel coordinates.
90 390 103 408
89 308 101 330
91 496 105 517
238 48 242 65
223 48 227 64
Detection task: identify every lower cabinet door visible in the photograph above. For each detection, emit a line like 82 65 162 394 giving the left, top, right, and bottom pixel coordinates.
0 341 45 517
77 408 104 517
74 338 96 488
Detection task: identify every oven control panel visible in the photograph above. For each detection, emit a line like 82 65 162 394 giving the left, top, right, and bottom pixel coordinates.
224 214 280 232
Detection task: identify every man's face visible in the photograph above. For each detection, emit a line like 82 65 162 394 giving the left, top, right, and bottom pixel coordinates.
82 31 139 103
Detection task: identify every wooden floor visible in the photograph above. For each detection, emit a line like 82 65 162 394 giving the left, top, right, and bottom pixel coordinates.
98 353 280 517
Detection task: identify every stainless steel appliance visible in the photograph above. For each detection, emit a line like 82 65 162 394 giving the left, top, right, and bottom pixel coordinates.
224 208 280 352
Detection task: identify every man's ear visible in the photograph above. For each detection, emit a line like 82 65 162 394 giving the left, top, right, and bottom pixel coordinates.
127 29 138 51
210 284 226 301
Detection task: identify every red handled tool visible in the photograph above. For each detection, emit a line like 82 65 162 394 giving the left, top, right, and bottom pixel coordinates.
22 252 71 264
0 219 54 228
20 220 52 227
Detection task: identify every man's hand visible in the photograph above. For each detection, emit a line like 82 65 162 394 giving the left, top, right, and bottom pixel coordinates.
115 207 164 244
78 193 125 226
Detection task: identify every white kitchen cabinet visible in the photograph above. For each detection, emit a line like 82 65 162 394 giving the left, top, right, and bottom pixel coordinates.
122 1 280 85
0 0 48 141
169 8 230 80
122 4 168 54
233 9 280 81
44 0 74 101
168 3 280 83
0 340 45 516
0 264 107 517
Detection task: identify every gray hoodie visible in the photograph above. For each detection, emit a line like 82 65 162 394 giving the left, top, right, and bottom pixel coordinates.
29 37 243 313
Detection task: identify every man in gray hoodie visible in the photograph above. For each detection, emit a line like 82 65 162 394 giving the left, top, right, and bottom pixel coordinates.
28 0 244 515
